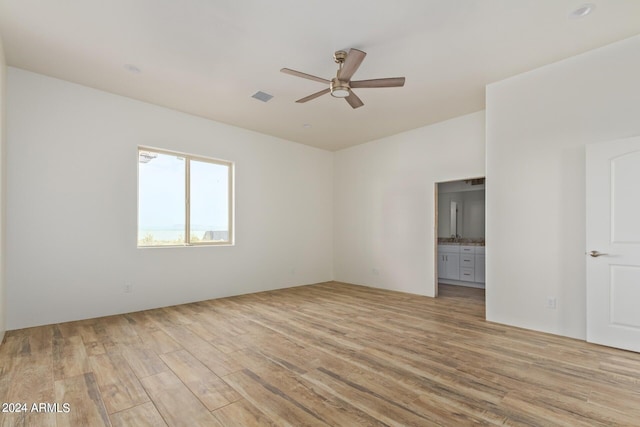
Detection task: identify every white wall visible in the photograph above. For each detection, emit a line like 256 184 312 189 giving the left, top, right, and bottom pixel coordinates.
0 38 6 341
486 34 640 339
6 68 333 329
334 111 485 296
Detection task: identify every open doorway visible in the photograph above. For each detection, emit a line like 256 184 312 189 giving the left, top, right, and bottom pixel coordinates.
435 177 486 298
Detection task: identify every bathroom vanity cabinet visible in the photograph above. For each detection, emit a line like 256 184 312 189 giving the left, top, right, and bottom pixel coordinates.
438 244 485 288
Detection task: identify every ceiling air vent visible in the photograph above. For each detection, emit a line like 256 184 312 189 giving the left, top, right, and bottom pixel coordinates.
464 178 485 185
251 91 274 102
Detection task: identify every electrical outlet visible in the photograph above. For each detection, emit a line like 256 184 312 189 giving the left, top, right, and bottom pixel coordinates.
546 297 557 309
124 283 133 293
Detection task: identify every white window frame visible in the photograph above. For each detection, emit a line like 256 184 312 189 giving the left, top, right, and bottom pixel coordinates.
137 146 234 247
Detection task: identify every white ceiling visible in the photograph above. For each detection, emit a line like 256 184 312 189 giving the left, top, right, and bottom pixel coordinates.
1 1 639 151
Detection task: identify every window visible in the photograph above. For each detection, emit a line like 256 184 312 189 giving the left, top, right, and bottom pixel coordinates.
137 147 233 247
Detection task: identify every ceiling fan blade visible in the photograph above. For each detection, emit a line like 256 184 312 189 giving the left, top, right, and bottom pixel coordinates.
296 88 331 103
345 91 364 109
351 77 406 88
338 49 366 81
281 68 330 84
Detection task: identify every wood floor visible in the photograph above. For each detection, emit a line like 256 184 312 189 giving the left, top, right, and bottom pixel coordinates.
1 282 640 426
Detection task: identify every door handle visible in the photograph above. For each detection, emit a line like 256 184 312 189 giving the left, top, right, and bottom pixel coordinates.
589 250 607 258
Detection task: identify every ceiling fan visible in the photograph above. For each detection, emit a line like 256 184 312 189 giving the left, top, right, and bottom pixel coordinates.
281 48 405 109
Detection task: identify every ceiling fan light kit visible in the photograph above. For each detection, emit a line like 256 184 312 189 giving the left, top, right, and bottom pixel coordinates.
281 48 405 109
330 78 350 98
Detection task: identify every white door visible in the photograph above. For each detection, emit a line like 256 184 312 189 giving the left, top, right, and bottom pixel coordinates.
586 135 640 352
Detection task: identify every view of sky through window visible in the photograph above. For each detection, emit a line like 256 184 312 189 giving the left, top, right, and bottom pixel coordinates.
138 149 231 246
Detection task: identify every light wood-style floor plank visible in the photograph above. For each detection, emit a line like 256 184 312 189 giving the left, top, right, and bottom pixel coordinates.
1 282 640 426
54 373 111 427
140 371 223 427
223 368 331 426
211 399 277 427
52 334 91 381
110 402 167 427
0 354 57 427
119 344 168 379
159 349 241 411
136 330 182 356
89 352 150 414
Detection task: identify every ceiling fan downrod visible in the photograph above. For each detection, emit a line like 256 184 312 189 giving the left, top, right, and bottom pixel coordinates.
331 51 350 98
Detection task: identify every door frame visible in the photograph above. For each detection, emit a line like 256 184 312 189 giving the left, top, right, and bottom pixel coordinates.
434 177 487 298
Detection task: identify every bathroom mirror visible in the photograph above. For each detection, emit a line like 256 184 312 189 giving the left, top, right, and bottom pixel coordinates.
437 183 486 239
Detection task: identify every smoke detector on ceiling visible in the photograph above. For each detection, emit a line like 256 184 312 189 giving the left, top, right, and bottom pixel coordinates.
569 3 595 18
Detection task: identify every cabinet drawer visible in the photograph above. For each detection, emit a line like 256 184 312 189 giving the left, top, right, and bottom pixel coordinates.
460 246 476 254
460 267 475 282
438 244 460 254
460 254 475 267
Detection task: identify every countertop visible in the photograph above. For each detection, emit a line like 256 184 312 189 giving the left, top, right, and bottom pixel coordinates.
437 239 485 246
